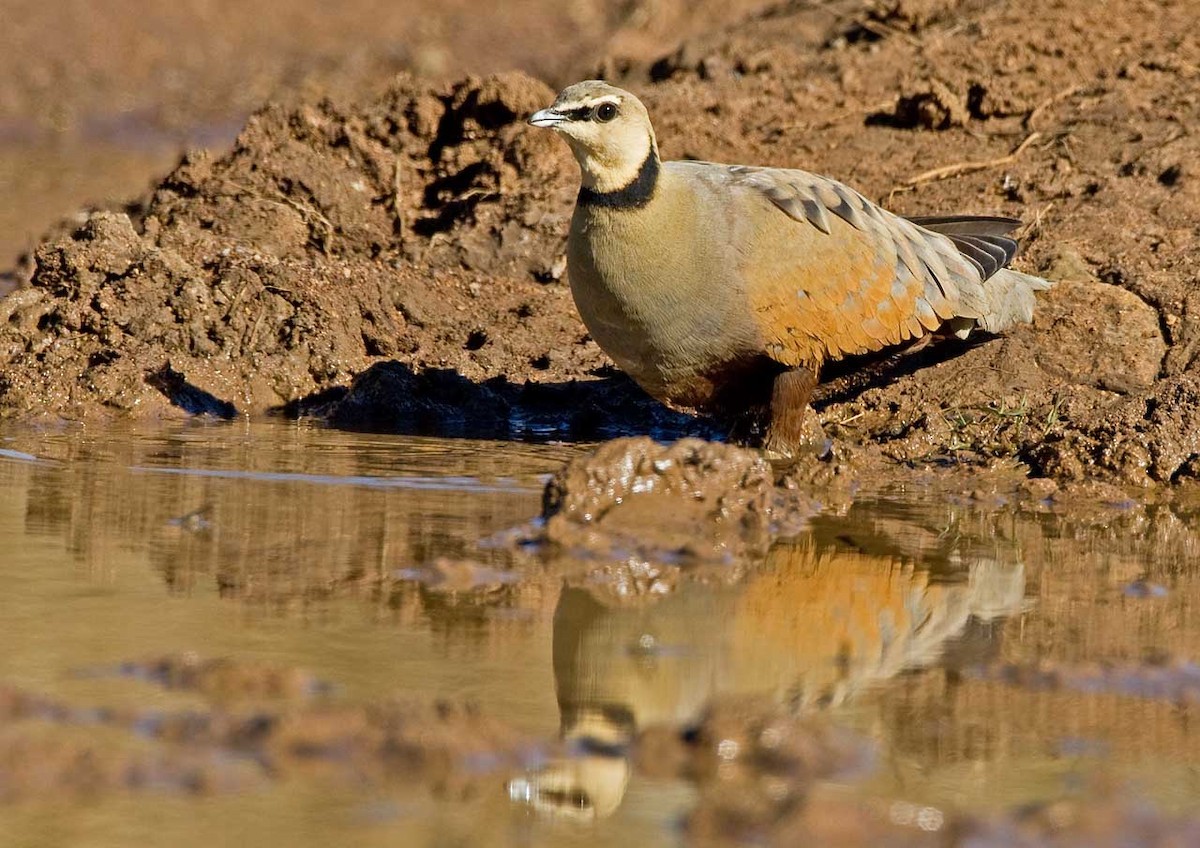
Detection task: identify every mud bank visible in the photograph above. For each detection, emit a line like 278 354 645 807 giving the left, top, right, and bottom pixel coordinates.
1 0 1198 486
0 0 775 267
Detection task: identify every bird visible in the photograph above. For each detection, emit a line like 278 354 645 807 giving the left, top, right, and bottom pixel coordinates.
528 81 1053 456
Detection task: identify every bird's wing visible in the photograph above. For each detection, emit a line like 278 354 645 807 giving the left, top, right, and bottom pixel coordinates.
697 163 1007 366
905 215 1021 281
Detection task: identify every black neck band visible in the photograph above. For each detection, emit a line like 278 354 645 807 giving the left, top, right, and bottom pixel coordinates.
578 150 659 209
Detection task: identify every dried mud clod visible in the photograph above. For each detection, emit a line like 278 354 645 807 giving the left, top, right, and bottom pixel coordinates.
875 78 969 130
541 438 816 564
1032 249 1167 394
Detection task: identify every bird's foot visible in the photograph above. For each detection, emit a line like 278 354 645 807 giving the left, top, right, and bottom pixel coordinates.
762 405 832 462
760 366 830 462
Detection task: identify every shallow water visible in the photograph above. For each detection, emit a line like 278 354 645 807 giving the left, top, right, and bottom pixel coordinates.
2 420 1199 845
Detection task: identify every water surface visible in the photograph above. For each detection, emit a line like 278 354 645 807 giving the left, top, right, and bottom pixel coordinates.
2 420 1198 845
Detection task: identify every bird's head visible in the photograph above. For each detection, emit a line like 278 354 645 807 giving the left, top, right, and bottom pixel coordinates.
529 81 658 193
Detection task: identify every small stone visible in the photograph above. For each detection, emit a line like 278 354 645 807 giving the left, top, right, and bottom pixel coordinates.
1034 251 1167 393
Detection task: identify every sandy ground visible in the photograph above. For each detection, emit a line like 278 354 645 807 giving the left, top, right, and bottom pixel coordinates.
1 0 1198 489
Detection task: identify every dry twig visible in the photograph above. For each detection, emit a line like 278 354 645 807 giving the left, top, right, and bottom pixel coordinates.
392 154 405 238
890 131 1043 198
1014 202 1056 243
854 18 920 46
1024 84 1089 131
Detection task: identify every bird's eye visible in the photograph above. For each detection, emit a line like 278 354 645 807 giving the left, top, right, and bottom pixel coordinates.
594 102 618 122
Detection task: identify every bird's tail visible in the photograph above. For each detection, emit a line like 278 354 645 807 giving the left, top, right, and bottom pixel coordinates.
973 268 1053 335
909 214 1053 338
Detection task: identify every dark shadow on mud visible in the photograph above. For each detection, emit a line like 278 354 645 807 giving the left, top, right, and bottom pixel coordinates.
814 334 993 410
147 363 239 419
274 336 994 444
278 360 724 443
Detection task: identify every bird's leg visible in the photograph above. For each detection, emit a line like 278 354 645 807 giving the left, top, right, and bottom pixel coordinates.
762 366 829 460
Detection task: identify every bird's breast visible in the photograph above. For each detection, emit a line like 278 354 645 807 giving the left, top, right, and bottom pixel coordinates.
566 204 759 408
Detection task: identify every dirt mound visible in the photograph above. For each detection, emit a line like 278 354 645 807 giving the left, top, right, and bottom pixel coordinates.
2 0 1199 485
541 437 816 563
0 73 598 420
146 73 573 273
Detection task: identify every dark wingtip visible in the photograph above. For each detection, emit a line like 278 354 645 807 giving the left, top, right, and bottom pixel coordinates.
909 216 1022 279
907 215 1022 236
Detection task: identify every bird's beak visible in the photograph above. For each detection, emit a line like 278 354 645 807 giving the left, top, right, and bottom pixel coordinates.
528 107 566 128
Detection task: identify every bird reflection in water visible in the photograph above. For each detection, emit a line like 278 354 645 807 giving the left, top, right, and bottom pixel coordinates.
509 511 1027 820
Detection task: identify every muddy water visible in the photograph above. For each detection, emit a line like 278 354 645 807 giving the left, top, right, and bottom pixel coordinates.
1 421 1199 845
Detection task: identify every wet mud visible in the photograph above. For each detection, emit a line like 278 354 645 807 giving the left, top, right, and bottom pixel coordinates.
0 658 534 802
541 437 816 564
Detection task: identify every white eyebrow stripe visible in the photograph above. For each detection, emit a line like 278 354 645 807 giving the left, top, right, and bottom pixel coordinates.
552 95 622 119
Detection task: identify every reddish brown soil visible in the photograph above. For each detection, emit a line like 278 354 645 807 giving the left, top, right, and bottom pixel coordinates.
1 0 1198 487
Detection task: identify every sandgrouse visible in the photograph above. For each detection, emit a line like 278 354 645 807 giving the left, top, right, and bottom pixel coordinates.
529 81 1053 455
